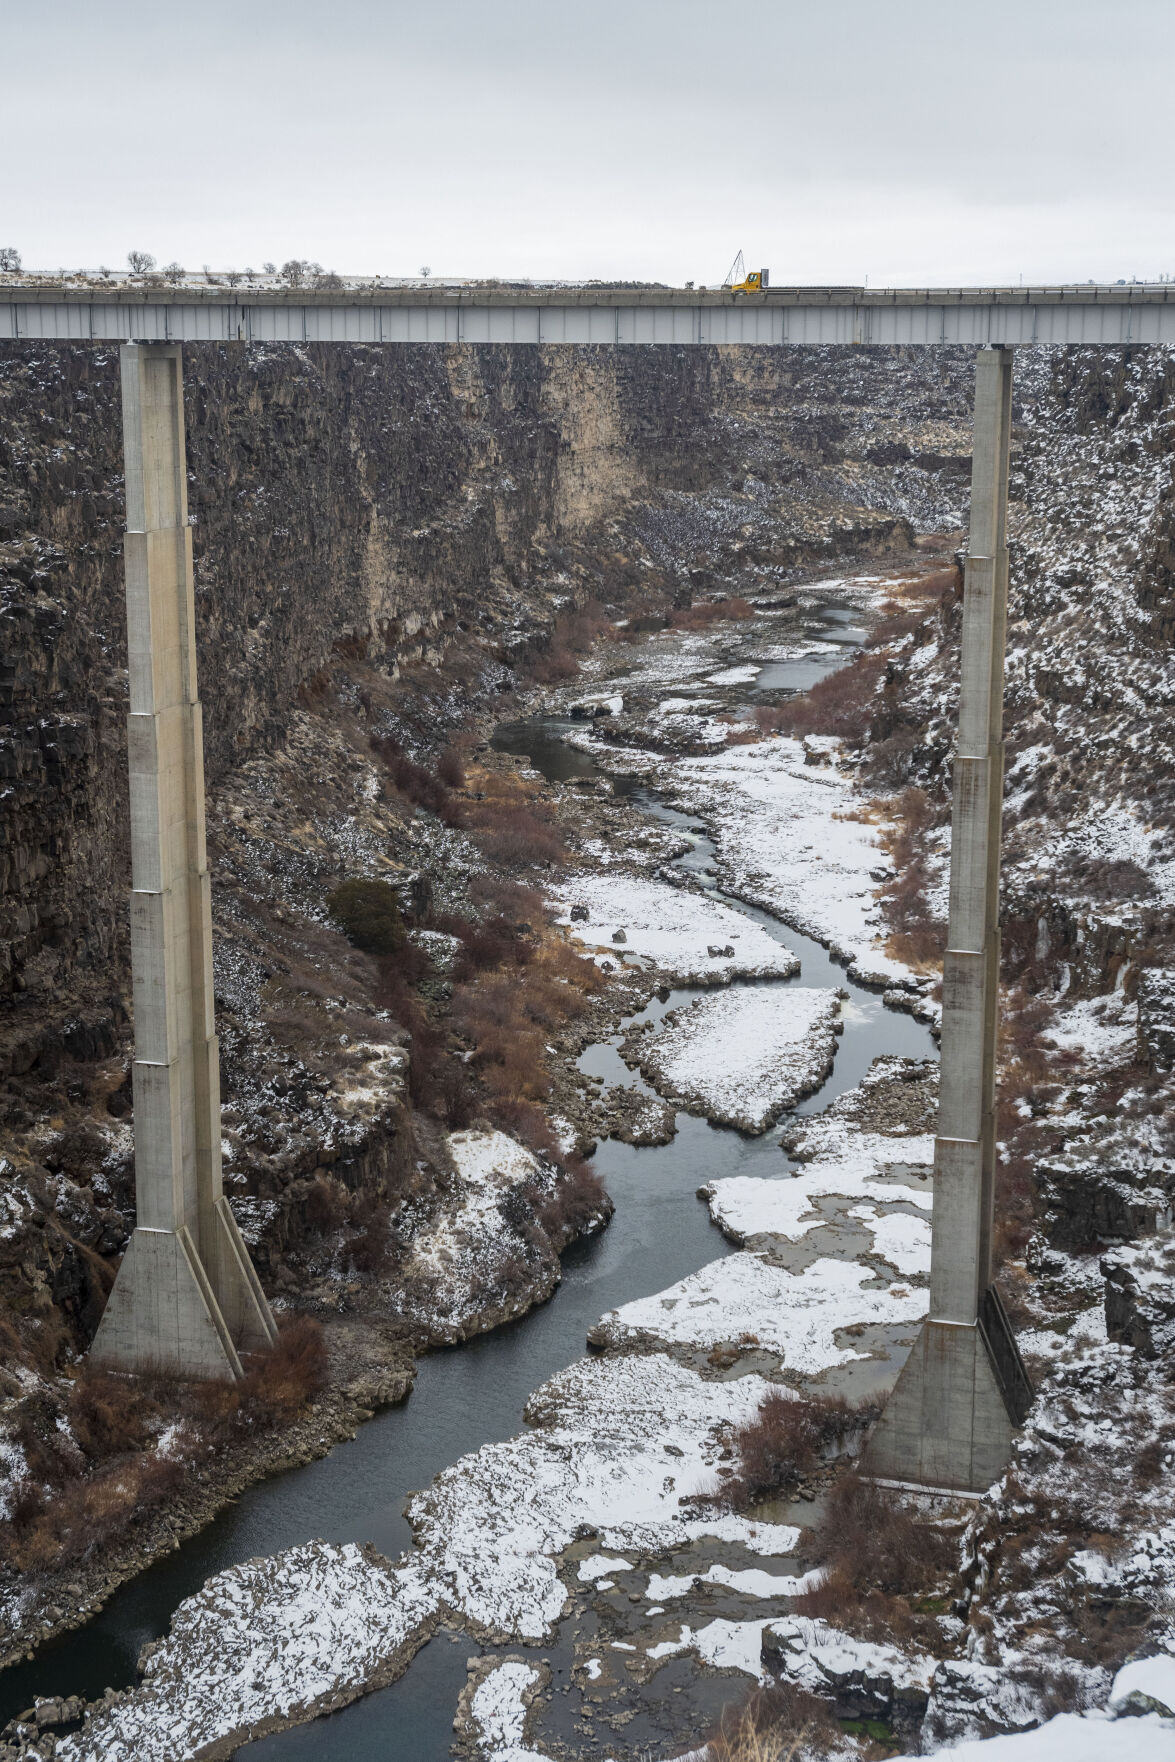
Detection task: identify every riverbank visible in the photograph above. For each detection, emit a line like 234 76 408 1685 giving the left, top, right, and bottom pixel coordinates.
0 559 963 1761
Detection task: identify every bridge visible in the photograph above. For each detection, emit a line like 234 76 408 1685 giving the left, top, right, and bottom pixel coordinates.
7 283 1169 1493
3 281 1175 346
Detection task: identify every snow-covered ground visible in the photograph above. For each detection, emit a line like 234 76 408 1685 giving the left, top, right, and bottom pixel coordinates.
408 1353 798 1638
56 1545 437 1762
899 1711 1175 1762
636 986 841 1132
591 1252 927 1376
549 872 799 985
668 737 916 988
388 1130 560 1340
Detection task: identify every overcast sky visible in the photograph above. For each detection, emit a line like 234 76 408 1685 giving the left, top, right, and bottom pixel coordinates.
5 0 1173 287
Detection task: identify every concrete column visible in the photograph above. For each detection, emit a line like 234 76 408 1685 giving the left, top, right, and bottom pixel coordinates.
864 347 1032 1492
91 344 277 1380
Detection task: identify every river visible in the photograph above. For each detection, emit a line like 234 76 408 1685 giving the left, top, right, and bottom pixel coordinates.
0 589 937 1759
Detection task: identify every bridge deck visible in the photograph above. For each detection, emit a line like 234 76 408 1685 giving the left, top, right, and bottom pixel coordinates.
2 285 1174 346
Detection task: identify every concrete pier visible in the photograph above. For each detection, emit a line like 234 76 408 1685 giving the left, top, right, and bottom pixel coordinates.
91 344 277 1380
864 346 1032 1492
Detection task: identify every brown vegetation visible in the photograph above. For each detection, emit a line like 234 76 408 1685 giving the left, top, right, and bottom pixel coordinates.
707 1682 843 1762
369 734 463 825
669 595 756 630
793 1471 958 1646
767 651 888 746
865 569 958 650
526 601 616 683
530 1159 608 1240
877 785 948 971
0 1319 327 1573
462 770 568 870
715 1389 877 1507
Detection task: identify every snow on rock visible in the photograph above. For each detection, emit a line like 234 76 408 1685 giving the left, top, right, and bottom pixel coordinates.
390 1130 549 1339
899 1711 1175 1761
664 736 917 988
646 1616 775 1679
1109 1652 1175 1717
764 1614 935 1701
706 664 762 685
550 872 798 985
467 1660 549 1762
406 1354 795 1640
58 1544 437 1762
705 1155 932 1248
590 1252 927 1374
646 1563 822 1601
1042 993 1139 1070
577 1553 632 1582
848 1204 932 1276
637 986 841 1132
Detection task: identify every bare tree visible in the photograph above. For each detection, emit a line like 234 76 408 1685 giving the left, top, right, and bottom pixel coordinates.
280 259 306 286
313 269 343 290
162 262 186 284
262 261 276 274
420 264 432 279
0 247 21 273
127 250 155 275
225 269 242 288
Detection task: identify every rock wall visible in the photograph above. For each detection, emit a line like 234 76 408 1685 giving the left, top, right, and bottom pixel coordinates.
0 340 973 1078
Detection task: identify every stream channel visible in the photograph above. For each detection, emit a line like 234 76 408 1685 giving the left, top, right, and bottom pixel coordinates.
0 595 938 1758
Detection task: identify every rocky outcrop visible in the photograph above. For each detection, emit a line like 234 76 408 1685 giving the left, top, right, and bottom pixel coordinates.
1102 1234 1175 1361
1038 1143 1175 1249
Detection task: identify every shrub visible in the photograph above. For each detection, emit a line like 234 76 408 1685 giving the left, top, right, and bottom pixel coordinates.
792 1471 957 1636
68 1368 162 1461
454 915 535 976
328 878 406 955
865 568 958 648
437 745 466 789
716 1389 875 1507
192 1315 328 1438
369 735 460 823
769 651 887 745
1070 856 1157 902
707 1681 842 1761
465 803 567 869
303 1172 349 1235
669 596 755 630
0 1455 185 1571
246 1316 328 1418
532 1161 608 1240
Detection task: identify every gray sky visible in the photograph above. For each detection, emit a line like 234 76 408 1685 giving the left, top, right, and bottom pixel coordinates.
6 0 1173 286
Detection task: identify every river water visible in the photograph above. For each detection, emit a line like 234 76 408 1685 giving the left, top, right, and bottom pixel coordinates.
0 593 937 1759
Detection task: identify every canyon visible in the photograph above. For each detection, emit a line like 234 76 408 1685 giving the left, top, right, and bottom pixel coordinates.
0 338 1173 1759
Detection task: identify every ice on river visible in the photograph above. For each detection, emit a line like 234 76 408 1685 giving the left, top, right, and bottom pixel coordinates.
549 871 798 985
591 1252 927 1374
637 986 841 1132
704 1116 933 1275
